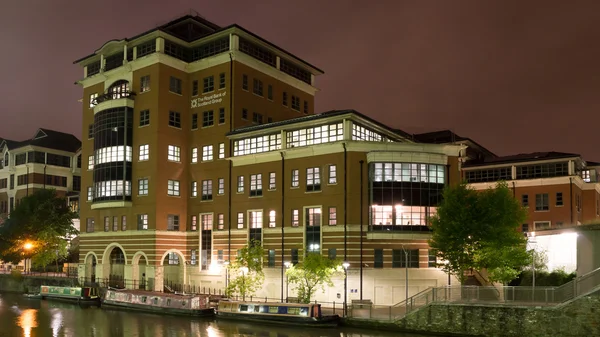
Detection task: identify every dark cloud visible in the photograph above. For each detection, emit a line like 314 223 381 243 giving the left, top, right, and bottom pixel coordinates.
1 0 599 159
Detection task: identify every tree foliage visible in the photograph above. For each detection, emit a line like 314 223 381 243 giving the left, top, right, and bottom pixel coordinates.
428 182 530 284
286 253 342 303
0 189 77 268
225 239 265 300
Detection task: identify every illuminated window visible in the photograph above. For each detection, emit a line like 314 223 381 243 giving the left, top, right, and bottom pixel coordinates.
104 216 110 232
291 209 299 227
139 144 149 161
87 187 93 201
269 210 276 227
269 172 276 190
218 214 224 230
201 214 213 230
250 174 262 196
113 216 119 232
137 214 148 230
138 178 148 196
167 252 179 265
306 168 320 192
373 163 445 184
88 155 94 170
191 181 197 197
94 146 133 164
305 207 321 226
286 123 343 149
190 215 197 231
167 180 180 196
352 124 383 142
108 80 130 100
167 145 180 162
329 207 337 225
291 169 299 187
249 210 263 228
237 212 244 228
191 148 198 163
218 178 225 195
328 165 337 184
121 215 126 231
237 176 244 193
202 145 213 161
582 170 591 182
219 143 225 159
202 180 213 201
233 134 281 156
89 93 98 108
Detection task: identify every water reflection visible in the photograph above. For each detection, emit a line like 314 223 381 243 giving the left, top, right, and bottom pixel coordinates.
17 309 38 337
0 293 426 337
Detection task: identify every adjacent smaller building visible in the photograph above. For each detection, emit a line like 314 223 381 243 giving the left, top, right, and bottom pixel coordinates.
0 128 82 271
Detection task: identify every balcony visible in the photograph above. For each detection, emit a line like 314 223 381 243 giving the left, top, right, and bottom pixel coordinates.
92 92 136 105
368 224 431 233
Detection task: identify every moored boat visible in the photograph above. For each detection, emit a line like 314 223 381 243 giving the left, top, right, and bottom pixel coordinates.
216 300 340 327
102 289 215 317
39 285 100 305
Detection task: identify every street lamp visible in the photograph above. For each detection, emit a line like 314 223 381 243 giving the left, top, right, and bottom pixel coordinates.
342 261 350 317
240 266 249 301
284 261 291 302
23 242 33 274
223 261 230 291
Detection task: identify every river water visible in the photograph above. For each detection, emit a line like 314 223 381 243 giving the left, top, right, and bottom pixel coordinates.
0 293 427 337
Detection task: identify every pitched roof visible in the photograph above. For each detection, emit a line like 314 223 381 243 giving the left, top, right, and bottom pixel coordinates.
463 151 581 167
413 129 497 158
1 128 81 153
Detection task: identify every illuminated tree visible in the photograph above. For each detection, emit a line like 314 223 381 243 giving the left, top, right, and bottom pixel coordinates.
225 239 264 300
286 253 342 303
429 182 531 284
0 189 77 269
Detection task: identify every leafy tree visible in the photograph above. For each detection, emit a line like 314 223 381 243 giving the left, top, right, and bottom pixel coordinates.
286 253 342 303
225 239 264 300
429 182 530 284
0 189 77 269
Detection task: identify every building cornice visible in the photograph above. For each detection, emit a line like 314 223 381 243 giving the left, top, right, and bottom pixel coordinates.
468 176 593 190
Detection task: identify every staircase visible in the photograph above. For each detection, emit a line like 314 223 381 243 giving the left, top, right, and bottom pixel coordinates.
388 266 600 321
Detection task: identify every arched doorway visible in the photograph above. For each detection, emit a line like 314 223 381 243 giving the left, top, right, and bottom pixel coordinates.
107 247 126 288
132 252 148 290
162 251 185 292
84 253 97 284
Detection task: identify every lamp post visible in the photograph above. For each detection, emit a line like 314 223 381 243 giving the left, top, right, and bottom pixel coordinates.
23 242 33 274
240 266 249 301
223 261 230 292
342 261 349 317
284 261 291 303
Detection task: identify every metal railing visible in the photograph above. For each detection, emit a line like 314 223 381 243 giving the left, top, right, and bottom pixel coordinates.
349 266 600 322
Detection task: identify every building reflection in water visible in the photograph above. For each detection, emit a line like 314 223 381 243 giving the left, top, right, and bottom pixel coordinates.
17 308 38 337
50 309 63 337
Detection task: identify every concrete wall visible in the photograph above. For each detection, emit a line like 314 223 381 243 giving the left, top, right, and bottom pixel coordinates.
393 289 600 337
577 229 600 275
0 274 77 294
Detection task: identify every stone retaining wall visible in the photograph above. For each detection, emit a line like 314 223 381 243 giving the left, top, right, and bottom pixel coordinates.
0 274 78 293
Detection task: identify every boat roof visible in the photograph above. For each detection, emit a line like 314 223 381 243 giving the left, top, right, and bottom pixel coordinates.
221 300 318 307
106 289 207 299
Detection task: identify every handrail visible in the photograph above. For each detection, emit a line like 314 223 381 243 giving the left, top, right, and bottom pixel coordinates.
392 287 433 307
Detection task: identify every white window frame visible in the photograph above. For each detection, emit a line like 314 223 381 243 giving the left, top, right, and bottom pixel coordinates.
139 144 149 161
202 145 213 162
269 172 276 190
167 180 180 196
328 165 337 184
191 148 198 163
138 178 148 196
291 169 299 187
219 143 225 159
167 145 180 162
218 178 225 195
269 210 276 228
191 181 197 197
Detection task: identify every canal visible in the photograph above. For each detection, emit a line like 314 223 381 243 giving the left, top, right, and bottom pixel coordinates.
0 292 427 337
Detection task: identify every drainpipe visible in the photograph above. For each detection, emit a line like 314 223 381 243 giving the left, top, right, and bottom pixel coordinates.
343 143 348 261
359 160 364 301
280 152 285 302
570 177 574 224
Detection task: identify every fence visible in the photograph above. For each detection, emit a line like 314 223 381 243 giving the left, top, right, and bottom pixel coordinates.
349 265 600 322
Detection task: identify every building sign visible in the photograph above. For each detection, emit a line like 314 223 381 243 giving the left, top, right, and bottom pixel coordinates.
191 91 227 109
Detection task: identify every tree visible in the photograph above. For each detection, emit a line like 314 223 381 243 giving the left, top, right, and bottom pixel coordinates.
0 189 77 269
286 253 342 303
428 182 530 284
225 239 264 300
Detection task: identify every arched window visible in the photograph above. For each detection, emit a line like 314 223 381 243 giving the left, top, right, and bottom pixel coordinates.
108 80 130 100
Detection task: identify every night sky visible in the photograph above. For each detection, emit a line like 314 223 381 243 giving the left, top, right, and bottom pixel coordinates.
1 0 599 159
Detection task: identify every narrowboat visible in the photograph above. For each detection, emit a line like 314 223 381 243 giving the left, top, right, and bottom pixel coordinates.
102 289 215 317
39 285 100 305
216 300 340 327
